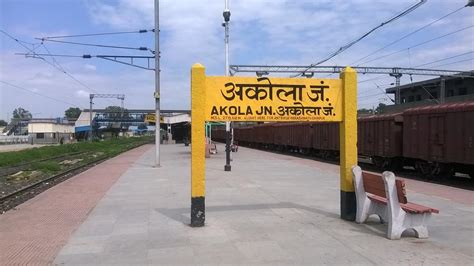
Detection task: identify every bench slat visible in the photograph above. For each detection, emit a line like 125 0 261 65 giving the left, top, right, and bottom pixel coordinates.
402 202 440 214
363 172 408 204
367 194 387 205
367 194 438 214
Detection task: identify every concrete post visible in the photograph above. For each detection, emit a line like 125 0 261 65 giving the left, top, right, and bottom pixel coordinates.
339 67 358 221
190 63 206 227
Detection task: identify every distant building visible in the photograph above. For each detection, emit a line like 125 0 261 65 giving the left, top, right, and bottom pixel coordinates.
384 71 474 112
28 118 75 144
75 109 191 142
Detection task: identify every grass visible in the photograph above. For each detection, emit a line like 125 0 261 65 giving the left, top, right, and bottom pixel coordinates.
0 136 153 168
31 161 61 172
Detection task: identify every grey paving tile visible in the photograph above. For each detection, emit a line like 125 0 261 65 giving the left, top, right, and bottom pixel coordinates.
54 144 474 265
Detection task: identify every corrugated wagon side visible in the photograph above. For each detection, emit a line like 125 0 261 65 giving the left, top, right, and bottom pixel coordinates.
402 101 474 176
311 122 340 159
358 114 403 170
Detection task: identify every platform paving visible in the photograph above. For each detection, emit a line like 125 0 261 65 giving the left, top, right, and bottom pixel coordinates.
0 144 152 265
53 143 473 265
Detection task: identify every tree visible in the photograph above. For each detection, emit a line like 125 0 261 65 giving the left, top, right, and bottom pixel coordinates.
0 120 7 127
375 103 387 114
12 107 32 121
357 108 374 115
65 107 82 120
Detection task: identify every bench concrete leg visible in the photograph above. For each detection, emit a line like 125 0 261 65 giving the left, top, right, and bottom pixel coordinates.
413 225 429 239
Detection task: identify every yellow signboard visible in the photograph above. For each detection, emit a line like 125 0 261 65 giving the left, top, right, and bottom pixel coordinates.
205 76 342 122
190 63 358 227
144 113 164 123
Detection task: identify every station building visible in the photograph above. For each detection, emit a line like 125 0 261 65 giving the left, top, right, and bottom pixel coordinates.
28 118 75 144
74 109 190 142
384 71 474 113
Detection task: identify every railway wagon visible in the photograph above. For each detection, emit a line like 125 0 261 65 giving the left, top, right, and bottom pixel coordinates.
402 102 474 176
311 122 340 158
253 123 275 146
357 114 403 170
272 123 312 151
211 126 226 142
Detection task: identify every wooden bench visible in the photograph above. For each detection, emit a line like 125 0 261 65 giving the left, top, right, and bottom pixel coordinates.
352 166 439 240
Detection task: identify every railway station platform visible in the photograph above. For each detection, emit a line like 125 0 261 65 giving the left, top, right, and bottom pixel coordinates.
1 144 473 265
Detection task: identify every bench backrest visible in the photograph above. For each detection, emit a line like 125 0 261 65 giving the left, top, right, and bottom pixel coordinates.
362 171 407 204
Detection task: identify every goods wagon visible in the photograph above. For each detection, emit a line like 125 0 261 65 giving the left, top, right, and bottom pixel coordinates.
403 102 474 176
272 122 312 151
211 101 474 178
211 126 226 142
358 114 403 170
253 123 274 146
311 122 340 158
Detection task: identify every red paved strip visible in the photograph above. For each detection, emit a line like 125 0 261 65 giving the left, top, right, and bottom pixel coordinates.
0 144 152 265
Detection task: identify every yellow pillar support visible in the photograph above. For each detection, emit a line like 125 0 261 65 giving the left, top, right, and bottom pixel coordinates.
191 63 206 227
339 67 357 221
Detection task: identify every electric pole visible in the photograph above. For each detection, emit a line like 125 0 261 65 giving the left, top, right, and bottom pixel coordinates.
223 0 231 172
154 0 161 167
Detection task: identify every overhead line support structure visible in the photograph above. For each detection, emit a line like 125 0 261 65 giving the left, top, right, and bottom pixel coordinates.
229 65 472 77
230 65 473 105
89 94 125 141
223 0 231 172
154 0 161 167
16 53 155 71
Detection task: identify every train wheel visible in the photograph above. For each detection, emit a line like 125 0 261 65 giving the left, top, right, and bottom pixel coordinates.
373 157 383 169
415 161 431 178
389 158 403 172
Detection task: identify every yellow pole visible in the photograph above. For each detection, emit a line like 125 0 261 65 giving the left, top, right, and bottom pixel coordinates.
191 63 206 227
339 67 357 221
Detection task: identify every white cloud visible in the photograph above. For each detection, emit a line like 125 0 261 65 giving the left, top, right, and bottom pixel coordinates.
75 89 90 98
84 64 97 71
1 0 472 120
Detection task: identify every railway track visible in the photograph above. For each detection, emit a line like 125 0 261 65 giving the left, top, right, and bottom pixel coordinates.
0 140 151 213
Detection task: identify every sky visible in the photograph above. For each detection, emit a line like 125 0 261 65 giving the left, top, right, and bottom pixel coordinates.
0 0 473 120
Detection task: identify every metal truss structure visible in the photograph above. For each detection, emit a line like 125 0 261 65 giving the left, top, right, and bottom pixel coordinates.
229 65 472 77
229 65 473 104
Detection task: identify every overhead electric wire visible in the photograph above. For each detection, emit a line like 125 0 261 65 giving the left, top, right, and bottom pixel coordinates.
37 38 151 52
39 44 116 106
0 80 84 108
357 51 473 84
428 58 473 68
1 29 114 105
358 25 473 65
352 5 466 66
40 29 154 39
358 91 386 98
358 76 388 84
415 51 474 67
293 0 427 77
42 43 67 73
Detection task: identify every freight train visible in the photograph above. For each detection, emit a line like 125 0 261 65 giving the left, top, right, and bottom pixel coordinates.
211 101 474 178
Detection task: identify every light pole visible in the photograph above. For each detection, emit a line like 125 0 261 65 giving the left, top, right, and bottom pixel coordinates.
154 0 161 167
89 94 93 141
223 0 231 172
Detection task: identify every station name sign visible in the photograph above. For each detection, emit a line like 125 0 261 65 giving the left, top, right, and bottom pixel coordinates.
144 113 164 123
205 76 342 122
